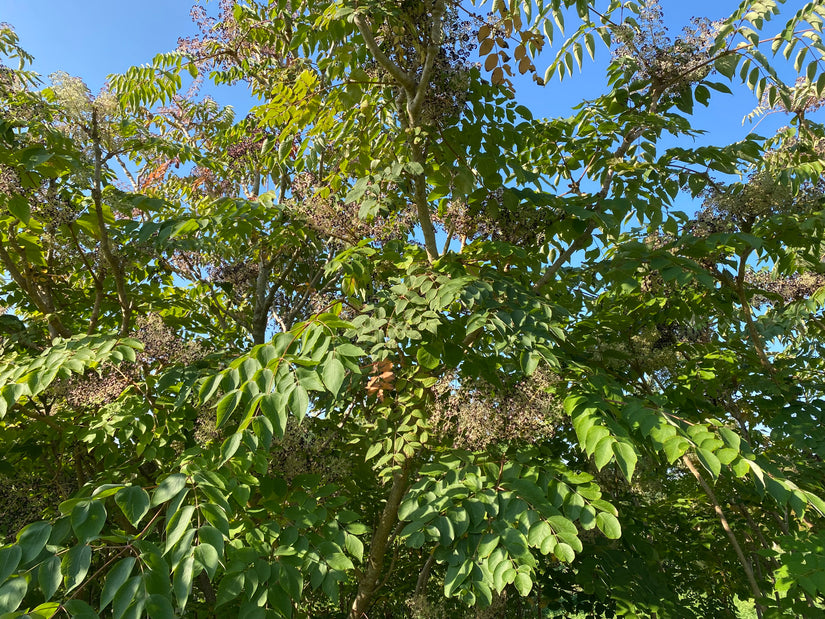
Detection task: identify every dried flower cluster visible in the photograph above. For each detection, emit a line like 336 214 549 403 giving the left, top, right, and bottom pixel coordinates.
611 1 720 95
269 418 351 483
430 369 562 450
694 167 823 236
372 1 477 125
747 270 825 305
751 76 825 120
135 313 204 367
58 362 132 409
209 261 260 289
289 172 416 245
406 593 448 619
438 189 559 247
420 6 476 125
49 72 119 122
178 0 295 95
406 589 509 619
589 319 709 378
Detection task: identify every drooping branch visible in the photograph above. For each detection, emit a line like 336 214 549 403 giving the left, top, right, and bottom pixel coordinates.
682 455 764 614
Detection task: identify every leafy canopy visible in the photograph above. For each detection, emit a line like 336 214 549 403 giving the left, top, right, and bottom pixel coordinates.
2 1 825 618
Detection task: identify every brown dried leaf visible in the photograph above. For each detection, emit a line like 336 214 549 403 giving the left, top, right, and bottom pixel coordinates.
479 39 495 55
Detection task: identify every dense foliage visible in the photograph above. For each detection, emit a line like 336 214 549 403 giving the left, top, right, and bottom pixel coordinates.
1 0 825 617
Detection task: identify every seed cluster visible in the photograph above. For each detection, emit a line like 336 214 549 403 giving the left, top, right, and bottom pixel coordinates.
611 1 720 96
268 418 351 484
430 369 562 450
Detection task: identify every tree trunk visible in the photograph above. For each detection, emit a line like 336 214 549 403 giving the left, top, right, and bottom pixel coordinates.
348 461 410 619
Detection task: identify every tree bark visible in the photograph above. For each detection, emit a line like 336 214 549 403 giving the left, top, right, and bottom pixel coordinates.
348 461 410 619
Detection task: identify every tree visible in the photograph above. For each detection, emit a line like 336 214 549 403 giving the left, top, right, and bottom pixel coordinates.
1 0 825 617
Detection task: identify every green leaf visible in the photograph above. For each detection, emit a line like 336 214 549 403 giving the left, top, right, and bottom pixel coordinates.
8 195 30 223
416 344 440 370
719 427 740 451
16 521 51 564
38 555 61 600
696 448 721 480
63 599 100 618
663 436 689 464
288 384 309 419
593 435 614 470
165 505 196 553
0 577 27 614
716 447 738 465
596 512 621 539
200 503 230 537
115 487 151 527
216 572 244 607
198 374 222 404
219 432 243 466
365 441 382 460
444 561 472 597
434 515 455 546
173 555 195 610
152 474 187 507
71 500 107 543
519 350 540 375
259 393 288 437
295 367 325 391
146 593 175 619
62 544 92 592
513 571 533 596
612 442 637 482
345 534 364 563
715 54 739 78
101 557 136 610
28 601 61 618
112 576 142 619
322 356 346 396
0 545 22 584
216 390 242 428
194 544 219 580
325 552 354 571
335 343 365 357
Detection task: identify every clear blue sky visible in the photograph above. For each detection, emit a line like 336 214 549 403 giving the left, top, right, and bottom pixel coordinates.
0 1 786 148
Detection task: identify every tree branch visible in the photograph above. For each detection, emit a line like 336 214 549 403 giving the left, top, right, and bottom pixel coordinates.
348 460 410 619
353 14 414 92
91 108 132 335
407 0 444 121
682 454 764 613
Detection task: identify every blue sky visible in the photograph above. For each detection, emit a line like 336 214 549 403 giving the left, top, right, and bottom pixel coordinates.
0 1 762 130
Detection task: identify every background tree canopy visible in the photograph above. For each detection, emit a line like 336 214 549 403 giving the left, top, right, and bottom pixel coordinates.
1 0 825 617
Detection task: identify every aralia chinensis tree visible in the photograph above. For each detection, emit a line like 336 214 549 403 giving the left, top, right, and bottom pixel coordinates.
2 1 825 618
